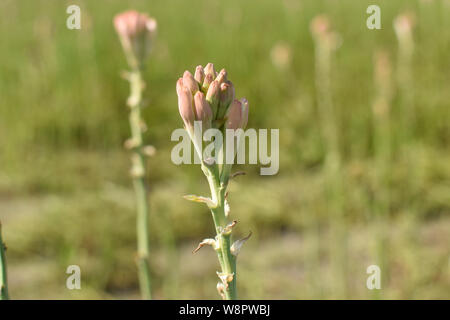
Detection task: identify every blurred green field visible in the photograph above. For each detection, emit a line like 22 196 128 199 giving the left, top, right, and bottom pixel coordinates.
0 0 449 299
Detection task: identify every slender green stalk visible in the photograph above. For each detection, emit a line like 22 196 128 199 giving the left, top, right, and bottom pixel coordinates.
202 163 237 300
177 64 249 300
126 70 152 300
371 51 393 298
114 10 157 300
394 14 415 143
311 17 348 298
0 221 9 300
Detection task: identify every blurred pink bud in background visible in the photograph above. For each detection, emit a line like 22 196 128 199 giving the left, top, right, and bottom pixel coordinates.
114 10 157 69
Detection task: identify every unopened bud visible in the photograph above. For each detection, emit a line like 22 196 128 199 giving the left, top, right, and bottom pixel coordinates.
204 63 216 78
394 13 415 37
114 10 157 69
225 98 249 130
225 100 243 130
206 80 220 118
202 74 214 91
217 81 235 119
310 14 330 38
176 78 195 131
215 69 227 85
194 91 213 130
194 65 205 84
183 71 199 94
220 82 235 108
310 15 341 50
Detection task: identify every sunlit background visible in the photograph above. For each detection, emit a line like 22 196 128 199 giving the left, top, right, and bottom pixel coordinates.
0 0 449 299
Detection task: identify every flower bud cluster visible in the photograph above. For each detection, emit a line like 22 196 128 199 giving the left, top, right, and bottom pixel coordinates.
176 63 249 133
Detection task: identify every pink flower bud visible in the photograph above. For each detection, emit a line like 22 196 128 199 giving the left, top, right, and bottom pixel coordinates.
183 71 199 94
225 100 243 130
310 15 341 50
202 74 214 91
220 82 235 107
204 63 217 78
176 78 195 130
175 77 184 96
215 69 227 85
394 13 415 38
206 80 220 118
194 91 213 129
310 15 329 38
194 65 205 84
216 81 235 119
225 98 249 130
114 10 157 69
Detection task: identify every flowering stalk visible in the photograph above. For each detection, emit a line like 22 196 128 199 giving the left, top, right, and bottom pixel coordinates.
394 13 415 142
371 51 393 298
176 64 249 300
114 10 157 300
0 221 9 300
311 16 348 297
310 16 341 178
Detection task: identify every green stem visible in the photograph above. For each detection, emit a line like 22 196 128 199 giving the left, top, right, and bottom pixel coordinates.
127 70 152 300
372 54 393 298
0 221 9 300
396 33 414 143
314 37 348 298
203 164 237 300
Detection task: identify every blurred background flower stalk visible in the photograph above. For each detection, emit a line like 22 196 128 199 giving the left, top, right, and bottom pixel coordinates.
394 13 415 142
310 15 349 298
114 10 157 300
371 50 394 298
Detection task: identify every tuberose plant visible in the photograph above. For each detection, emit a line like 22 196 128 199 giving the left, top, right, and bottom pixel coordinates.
371 50 393 296
310 15 349 297
394 13 415 141
0 221 9 300
114 10 157 300
176 64 250 300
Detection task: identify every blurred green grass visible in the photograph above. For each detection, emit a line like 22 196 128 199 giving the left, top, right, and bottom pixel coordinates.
0 0 449 299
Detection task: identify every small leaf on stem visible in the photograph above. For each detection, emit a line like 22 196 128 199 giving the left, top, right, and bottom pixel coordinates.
142 145 156 157
124 138 139 150
216 272 234 290
222 220 237 235
192 238 217 254
216 282 226 300
183 195 216 207
230 231 252 257
224 199 230 217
